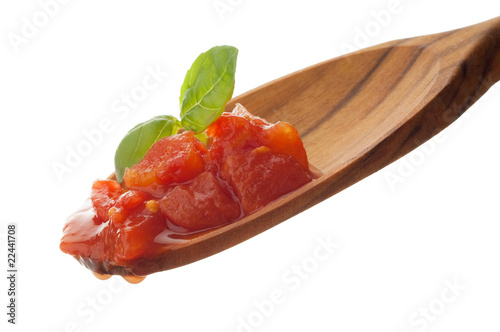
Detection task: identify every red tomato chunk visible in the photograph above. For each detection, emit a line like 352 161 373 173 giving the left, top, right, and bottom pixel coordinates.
222 147 312 213
159 172 241 231
60 104 316 273
206 104 309 171
90 180 123 222
123 131 207 195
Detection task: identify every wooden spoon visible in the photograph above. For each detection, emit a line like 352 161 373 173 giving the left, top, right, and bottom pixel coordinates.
109 17 500 276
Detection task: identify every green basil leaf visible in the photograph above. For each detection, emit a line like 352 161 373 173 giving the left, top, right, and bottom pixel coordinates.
114 115 181 182
195 131 209 146
179 45 238 132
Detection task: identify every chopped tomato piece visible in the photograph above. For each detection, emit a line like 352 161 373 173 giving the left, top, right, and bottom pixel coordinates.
60 206 108 260
261 122 309 170
206 104 309 171
123 131 207 194
222 147 312 213
109 190 151 224
91 180 124 221
231 103 269 126
114 190 151 211
113 209 166 263
205 110 259 168
158 172 241 231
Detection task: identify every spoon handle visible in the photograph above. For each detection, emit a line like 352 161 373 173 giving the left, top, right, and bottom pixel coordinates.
464 16 500 83
415 16 500 86
302 17 500 212
479 17 500 82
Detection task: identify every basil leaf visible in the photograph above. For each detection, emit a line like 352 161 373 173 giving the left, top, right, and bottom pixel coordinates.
114 115 181 182
179 45 238 132
195 131 209 146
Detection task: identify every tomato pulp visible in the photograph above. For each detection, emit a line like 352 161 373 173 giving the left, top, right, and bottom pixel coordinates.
60 104 316 276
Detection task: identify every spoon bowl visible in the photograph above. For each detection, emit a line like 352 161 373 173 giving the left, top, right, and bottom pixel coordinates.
107 17 500 276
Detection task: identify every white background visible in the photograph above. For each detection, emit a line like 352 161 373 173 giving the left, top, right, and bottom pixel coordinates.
1 1 500 331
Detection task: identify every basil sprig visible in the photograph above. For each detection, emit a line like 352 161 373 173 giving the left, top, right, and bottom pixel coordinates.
114 45 238 183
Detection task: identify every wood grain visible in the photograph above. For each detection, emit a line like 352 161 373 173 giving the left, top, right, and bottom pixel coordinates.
106 17 500 276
